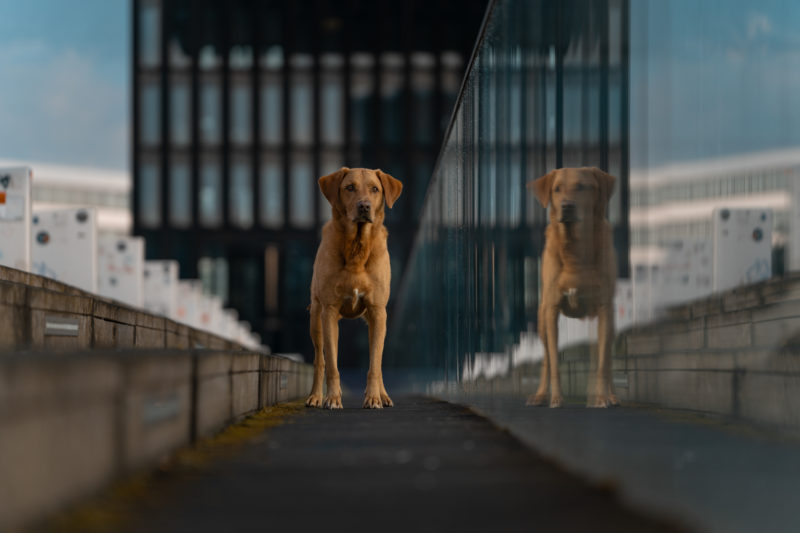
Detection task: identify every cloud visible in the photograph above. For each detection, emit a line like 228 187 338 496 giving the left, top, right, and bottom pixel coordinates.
0 40 128 170
747 13 772 41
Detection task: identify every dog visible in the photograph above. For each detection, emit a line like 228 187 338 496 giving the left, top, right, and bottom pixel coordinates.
527 167 619 408
305 167 403 409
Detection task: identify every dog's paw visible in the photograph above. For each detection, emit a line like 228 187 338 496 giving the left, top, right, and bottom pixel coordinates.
526 393 548 406
608 393 620 407
323 393 343 409
363 393 384 409
588 394 616 408
381 391 394 407
549 394 564 408
305 393 324 408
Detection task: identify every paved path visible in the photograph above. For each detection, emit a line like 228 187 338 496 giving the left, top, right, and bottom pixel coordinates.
117 396 681 533
455 394 800 533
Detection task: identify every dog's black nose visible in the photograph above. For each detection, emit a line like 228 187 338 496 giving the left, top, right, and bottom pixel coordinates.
560 201 577 222
357 201 371 213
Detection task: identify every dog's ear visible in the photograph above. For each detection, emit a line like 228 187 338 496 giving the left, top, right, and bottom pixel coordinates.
376 170 403 209
527 170 557 208
318 167 350 206
590 167 616 214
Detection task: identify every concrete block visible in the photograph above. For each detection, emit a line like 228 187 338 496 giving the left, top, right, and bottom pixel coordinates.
706 310 752 328
707 323 751 350
661 328 705 352
191 330 212 349
92 299 137 325
194 352 232 438
628 369 735 416
232 353 260 418
135 310 165 331
119 353 192 470
0 356 120 533
723 287 763 313
738 372 800 429
27 286 92 315
166 321 191 349
626 333 661 355
134 326 166 349
754 301 800 322
30 310 92 350
691 296 723 318
92 318 134 349
752 316 800 349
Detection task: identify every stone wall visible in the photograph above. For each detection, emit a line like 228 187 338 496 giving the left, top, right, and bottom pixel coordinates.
463 273 800 431
0 350 313 532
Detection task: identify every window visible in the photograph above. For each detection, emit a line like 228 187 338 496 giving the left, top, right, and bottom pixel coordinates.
321 54 344 146
261 74 283 145
200 76 221 144
140 78 160 145
231 76 252 145
200 155 222 227
170 77 190 146
290 55 314 145
170 158 191 227
139 0 160 67
138 158 160 227
290 153 314 228
230 158 253 228
260 157 283 228
412 53 435 144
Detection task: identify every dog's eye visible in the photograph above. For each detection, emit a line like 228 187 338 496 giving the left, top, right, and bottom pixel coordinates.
554 186 561 193
345 184 355 192
576 183 585 191
372 186 379 193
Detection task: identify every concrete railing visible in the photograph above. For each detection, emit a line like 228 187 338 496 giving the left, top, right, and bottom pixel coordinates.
463 274 800 430
0 264 246 352
0 349 313 531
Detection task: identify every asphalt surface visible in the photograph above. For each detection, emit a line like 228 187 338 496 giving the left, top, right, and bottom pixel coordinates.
455 394 800 533
118 395 682 533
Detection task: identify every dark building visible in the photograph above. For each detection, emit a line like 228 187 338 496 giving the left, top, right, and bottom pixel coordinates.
132 0 487 363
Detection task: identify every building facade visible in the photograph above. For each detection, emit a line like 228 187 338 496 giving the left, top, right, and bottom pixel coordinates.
132 0 487 361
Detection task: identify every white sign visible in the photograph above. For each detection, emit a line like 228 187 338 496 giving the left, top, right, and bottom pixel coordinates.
657 239 713 309
97 235 145 307
176 280 203 328
31 207 98 292
713 207 773 292
0 167 32 271
143 260 179 318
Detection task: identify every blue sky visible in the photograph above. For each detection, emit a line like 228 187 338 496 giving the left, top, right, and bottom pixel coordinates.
630 0 800 169
0 0 128 170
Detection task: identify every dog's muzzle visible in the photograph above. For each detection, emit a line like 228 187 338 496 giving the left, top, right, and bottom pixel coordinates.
560 201 578 223
354 201 373 223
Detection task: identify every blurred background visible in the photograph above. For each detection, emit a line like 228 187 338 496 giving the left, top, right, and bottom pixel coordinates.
4 1 800 531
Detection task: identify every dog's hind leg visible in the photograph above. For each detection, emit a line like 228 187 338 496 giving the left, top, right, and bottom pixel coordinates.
321 305 343 409
305 301 325 408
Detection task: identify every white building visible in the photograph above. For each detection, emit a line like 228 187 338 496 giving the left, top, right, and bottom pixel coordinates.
0 159 131 235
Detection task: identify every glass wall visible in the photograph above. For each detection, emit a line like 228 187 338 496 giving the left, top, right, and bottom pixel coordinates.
388 0 800 429
388 0 629 381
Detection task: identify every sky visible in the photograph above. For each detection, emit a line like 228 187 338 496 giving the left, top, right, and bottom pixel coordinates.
630 0 800 169
0 0 129 170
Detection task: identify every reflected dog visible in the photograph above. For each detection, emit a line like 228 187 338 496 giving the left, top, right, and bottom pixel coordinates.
527 167 619 408
305 167 403 409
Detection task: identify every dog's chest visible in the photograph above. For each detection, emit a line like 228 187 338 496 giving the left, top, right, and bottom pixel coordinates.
558 286 601 318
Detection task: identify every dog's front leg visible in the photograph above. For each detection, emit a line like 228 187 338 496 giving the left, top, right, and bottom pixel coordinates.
589 305 618 408
364 305 392 408
543 305 563 408
527 311 550 406
321 305 343 409
305 301 325 407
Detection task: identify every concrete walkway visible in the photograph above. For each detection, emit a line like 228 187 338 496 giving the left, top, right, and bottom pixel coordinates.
106 396 682 533
455 395 800 533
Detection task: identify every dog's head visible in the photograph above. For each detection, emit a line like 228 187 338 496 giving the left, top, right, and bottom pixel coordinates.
528 167 615 224
319 167 403 223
